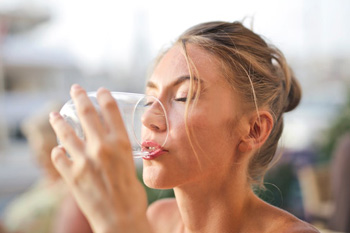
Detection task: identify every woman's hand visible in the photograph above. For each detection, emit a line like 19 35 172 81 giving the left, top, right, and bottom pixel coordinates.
49 84 152 233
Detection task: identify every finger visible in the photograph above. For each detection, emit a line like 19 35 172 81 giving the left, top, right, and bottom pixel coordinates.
49 111 85 159
51 145 73 180
70 84 104 141
97 88 129 139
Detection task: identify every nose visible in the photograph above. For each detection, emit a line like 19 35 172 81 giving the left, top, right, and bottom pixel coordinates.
141 100 167 133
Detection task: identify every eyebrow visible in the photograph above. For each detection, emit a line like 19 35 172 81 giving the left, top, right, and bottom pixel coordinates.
146 75 202 90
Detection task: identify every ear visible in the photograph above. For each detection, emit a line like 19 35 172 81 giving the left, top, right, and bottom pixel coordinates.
238 111 274 153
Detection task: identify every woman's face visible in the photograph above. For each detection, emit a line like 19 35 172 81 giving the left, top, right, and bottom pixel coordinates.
142 44 247 189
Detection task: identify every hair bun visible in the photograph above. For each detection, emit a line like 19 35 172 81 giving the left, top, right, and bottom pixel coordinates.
284 71 302 113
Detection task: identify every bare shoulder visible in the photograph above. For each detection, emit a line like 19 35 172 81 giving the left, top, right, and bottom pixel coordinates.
280 217 320 233
255 197 319 233
270 207 320 233
147 198 181 233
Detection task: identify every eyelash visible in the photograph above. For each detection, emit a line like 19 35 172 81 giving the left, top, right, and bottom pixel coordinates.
145 94 197 106
174 97 187 102
144 96 188 107
144 101 154 107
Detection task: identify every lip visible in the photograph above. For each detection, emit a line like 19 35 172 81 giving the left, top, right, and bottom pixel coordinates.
141 140 167 160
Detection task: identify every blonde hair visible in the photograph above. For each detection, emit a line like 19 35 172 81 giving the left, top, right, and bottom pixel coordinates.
171 21 302 186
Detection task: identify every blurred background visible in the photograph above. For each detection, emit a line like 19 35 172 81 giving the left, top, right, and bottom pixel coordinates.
0 0 349 232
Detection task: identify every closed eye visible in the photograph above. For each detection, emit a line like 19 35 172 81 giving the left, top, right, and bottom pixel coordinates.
144 101 154 107
174 97 187 102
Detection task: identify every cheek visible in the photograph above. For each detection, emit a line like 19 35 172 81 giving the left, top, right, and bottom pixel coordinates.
167 102 238 161
174 112 213 155
166 108 204 166
186 110 238 158
168 112 191 150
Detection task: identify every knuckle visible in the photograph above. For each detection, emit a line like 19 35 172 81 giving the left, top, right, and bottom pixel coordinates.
60 126 75 141
80 103 94 115
90 137 131 159
72 159 90 185
51 148 61 163
91 141 110 158
100 98 116 111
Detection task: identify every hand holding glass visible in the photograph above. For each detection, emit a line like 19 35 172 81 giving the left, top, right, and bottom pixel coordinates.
59 92 169 158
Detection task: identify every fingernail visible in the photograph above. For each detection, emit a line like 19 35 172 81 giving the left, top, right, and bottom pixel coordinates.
49 112 60 120
97 87 109 93
71 84 82 92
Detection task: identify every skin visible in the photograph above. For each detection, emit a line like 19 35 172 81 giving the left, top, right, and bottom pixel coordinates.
144 44 319 233
29 124 93 232
49 44 319 233
53 194 93 233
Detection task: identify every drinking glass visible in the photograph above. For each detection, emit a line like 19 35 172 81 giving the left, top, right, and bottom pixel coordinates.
59 92 169 158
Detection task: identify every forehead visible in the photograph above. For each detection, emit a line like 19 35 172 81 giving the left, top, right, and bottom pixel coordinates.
150 44 226 86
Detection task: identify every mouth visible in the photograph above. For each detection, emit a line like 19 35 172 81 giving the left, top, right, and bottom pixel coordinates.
141 140 167 160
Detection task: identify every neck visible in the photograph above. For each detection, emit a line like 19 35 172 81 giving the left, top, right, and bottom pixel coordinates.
173 167 255 233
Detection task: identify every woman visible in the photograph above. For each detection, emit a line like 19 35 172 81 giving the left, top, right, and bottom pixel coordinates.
49 21 319 232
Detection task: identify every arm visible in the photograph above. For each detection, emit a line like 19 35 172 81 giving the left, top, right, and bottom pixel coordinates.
53 194 93 233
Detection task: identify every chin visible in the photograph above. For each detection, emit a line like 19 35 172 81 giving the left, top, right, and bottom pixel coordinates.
142 166 178 189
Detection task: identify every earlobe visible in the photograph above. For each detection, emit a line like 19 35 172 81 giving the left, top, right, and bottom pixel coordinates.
238 139 253 153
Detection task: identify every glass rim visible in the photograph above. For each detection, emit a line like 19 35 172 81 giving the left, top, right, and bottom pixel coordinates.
132 94 169 149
